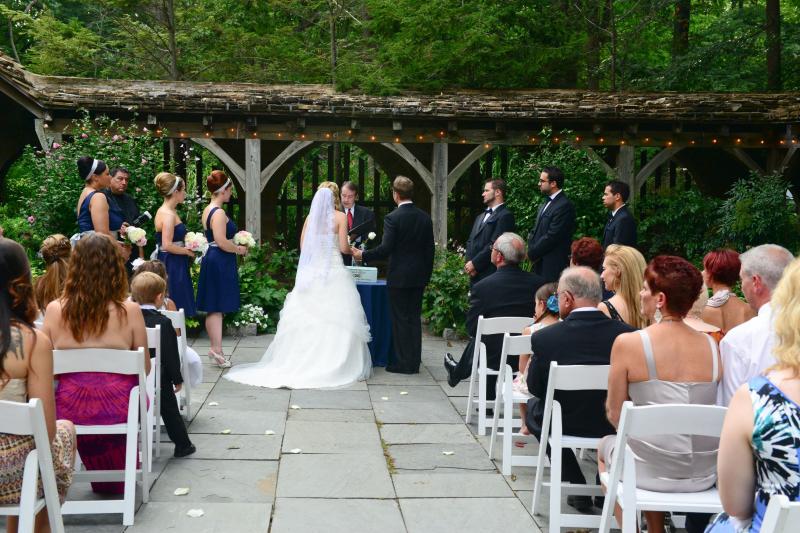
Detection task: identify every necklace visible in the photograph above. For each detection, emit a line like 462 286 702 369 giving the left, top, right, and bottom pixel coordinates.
659 317 683 323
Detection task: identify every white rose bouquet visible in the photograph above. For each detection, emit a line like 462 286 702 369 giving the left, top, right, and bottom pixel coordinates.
124 226 147 247
233 230 256 248
360 231 377 251
185 232 209 264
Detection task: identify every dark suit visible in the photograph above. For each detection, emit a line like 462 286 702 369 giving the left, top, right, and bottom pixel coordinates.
362 202 434 372
465 204 516 284
527 191 576 282
451 265 545 397
141 309 192 450
525 309 634 484
602 204 637 249
343 204 376 266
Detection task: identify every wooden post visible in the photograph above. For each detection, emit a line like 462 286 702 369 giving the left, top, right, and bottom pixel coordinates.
432 143 448 248
616 145 636 205
245 138 262 242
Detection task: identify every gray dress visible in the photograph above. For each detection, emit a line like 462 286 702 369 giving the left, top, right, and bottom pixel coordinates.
601 329 720 492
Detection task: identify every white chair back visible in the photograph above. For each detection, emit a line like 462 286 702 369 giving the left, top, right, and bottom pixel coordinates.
0 399 65 533
159 308 192 419
761 494 800 533
145 326 161 468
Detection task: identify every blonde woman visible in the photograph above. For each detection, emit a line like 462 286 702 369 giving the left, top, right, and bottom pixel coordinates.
706 257 800 532
598 244 647 329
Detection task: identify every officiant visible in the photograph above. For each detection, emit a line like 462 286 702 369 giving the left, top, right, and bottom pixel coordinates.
341 181 376 266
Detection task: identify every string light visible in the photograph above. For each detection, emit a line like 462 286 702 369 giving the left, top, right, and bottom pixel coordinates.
325 133 331 139
438 131 445 137
760 140 765 145
574 136 581 142
229 128 235 133
780 140 786 145
460 139 466 144
620 139 626 145
667 141 673 147
484 143 491 149
735 138 741 144
554 137 560 143
347 130 353 135
690 140 696 145
369 135 376 141
598 137 605 143
712 138 718 144
277 133 282 138
395 137 401 143
644 137 650 143
417 134 424 141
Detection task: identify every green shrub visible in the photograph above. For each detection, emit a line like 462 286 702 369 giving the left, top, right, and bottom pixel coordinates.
228 243 292 333
422 247 471 337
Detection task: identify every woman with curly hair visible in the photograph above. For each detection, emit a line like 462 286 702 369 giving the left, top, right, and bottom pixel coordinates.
33 234 72 314
0 237 76 532
43 233 149 494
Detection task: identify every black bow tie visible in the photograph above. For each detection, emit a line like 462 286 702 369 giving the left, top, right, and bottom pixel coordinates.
484 208 492 214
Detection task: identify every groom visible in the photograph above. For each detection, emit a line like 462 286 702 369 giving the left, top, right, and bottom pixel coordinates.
352 176 435 374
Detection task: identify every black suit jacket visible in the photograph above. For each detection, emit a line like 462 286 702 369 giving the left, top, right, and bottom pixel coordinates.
343 204 376 266
602 204 637 249
463 265 545 368
526 310 634 438
465 204 516 284
527 192 576 282
141 309 183 386
362 203 434 288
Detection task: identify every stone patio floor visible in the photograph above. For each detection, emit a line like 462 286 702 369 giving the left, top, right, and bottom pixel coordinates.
17 332 616 533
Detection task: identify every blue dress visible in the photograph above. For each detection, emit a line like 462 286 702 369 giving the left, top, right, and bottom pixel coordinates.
706 375 800 533
156 222 197 317
77 191 124 232
196 207 240 314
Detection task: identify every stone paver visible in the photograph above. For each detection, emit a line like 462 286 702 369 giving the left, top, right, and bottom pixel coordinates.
270 499 406 533
276 453 394 498
399 498 538 532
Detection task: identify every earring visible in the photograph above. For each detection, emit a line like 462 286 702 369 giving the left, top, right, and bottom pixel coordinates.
654 307 663 324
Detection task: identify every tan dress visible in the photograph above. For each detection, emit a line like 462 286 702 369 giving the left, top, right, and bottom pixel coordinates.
0 378 75 504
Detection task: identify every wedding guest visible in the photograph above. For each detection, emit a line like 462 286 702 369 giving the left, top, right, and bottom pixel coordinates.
526 266 634 513
154 172 197 317
601 255 721 533
33 234 71 314
514 281 559 437
43 233 149 494
569 237 603 272
132 260 203 387
701 248 755 332
130 272 195 458
601 180 637 249
464 179 515 284
75 156 129 256
684 285 723 344
340 181 375 266
527 166 576 282
598 244 647 329
105 167 144 267
718 244 794 406
196 170 247 368
0 237 76 533
706 258 800 533
444 233 544 392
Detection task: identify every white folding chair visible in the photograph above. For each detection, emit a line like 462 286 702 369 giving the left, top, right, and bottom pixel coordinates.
531 362 611 531
487 333 537 475
598 402 726 533
159 309 192 420
464 315 533 435
0 399 65 533
53 348 150 526
145 325 161 468
761 494 800 533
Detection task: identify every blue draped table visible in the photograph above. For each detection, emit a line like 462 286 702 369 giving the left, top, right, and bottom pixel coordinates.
356 280 394 367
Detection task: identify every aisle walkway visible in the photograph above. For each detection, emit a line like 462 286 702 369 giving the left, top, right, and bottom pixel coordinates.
58 333 563 532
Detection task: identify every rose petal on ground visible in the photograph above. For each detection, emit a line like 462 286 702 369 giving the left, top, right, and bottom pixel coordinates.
173 487 190 496
220 429 231 434
186 509 204 518
290 405 301 410
381 396 389 401
289 448 302 454
264 430 276 435
400 391 408 395
208 401 219 406
442 451 455 456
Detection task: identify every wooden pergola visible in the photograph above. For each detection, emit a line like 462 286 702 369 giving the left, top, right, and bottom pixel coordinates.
1 52 798 245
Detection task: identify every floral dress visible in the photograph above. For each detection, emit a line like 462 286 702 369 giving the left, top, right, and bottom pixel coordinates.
706 375 800 532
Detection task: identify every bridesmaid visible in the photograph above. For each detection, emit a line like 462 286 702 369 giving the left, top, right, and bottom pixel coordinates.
75 156 129 256
196 171 247 367
153 172 197 317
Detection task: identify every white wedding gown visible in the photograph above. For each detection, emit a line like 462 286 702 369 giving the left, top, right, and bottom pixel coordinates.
224 233 372 389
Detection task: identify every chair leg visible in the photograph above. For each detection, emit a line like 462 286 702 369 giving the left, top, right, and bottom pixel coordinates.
18 452 39 533
123 423 138 526
465 350 479 424
478 369 487 436
549 439 562 533
501 379 513 476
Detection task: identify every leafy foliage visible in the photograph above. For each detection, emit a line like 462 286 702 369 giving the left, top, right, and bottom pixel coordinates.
422 247 470 337
231 243 296 333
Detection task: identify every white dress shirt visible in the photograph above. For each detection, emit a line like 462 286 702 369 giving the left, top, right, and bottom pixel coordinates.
541 189 561 214
481 202 504 224
717 303 775 406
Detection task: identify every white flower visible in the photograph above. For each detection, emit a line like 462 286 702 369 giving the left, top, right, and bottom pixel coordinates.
125 226 147 247
131 258 145 271
367 232 377 240
185 232 208 253
233 231 256 248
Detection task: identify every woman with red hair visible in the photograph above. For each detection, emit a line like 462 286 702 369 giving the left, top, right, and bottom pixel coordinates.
701 248 754 332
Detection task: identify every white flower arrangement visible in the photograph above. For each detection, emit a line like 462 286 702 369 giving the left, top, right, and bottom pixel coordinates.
185 232 208 254
232 304 268 331
125 226 147 246
233 230 256 248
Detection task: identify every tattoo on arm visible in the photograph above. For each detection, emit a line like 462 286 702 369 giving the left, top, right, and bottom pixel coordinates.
8 328 24 360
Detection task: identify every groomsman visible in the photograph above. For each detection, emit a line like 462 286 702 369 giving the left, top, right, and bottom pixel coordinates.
464 179 515 284
353 176 435 374
527 166 576 282
601 180 637 249
341 181 375 266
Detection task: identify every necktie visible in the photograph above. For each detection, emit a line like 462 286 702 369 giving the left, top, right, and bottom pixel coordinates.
347 209 353 230
482 208 492 224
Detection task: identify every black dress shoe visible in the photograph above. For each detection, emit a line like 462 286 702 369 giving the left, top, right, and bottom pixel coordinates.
174 444 196 458
445 353 458 366
444 356 461 387
567 495 595 514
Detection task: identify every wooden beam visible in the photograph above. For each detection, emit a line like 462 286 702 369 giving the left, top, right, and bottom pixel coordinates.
259 141 314 192
634 147 682 189
245 138 261 242
616 145 636 204
191 137 245 188
431 143 448 248
725 147 764 175
447 144 492 193
380 142 434 193
778 146 799 174
582 146 616 178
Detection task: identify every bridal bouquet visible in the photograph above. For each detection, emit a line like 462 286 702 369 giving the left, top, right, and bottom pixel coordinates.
360 231 377 251
124 226 147 247
185 232 209 254
233 230 256 248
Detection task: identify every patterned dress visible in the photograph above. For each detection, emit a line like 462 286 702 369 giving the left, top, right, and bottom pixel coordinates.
706 375 800 532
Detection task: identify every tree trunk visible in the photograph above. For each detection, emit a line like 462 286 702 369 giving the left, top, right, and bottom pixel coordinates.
607 0 617 91
766 0 781 91
329 1 337 86
585 1 604 90
672 0 690 59
164 0 180 80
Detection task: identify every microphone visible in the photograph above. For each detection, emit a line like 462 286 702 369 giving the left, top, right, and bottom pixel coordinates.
131 211 152 226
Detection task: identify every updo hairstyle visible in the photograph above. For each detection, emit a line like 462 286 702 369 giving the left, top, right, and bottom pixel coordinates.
644 255 703 318
154 172 184 197
207 170 232 195
77 156 107 182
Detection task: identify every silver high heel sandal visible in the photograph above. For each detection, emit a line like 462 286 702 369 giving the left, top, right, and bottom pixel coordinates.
208 350 231 368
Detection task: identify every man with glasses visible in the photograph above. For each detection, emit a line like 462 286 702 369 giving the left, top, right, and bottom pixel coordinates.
104 167 144 269
527 166 576 282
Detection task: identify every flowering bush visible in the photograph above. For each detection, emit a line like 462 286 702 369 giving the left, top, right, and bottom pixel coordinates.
230 303 269 332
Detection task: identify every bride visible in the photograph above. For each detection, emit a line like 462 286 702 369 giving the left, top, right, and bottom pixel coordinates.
225 182 372 389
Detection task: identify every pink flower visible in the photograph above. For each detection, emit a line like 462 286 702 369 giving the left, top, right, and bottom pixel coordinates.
112 135 121 141
81 133 88 139
51 142 61 149
141 158 148 165
27 216 35 225
135 187 142 193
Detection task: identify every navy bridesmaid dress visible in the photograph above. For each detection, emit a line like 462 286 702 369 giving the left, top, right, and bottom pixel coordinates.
78 191 124 233
156 222 197 317
196 207 240 314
